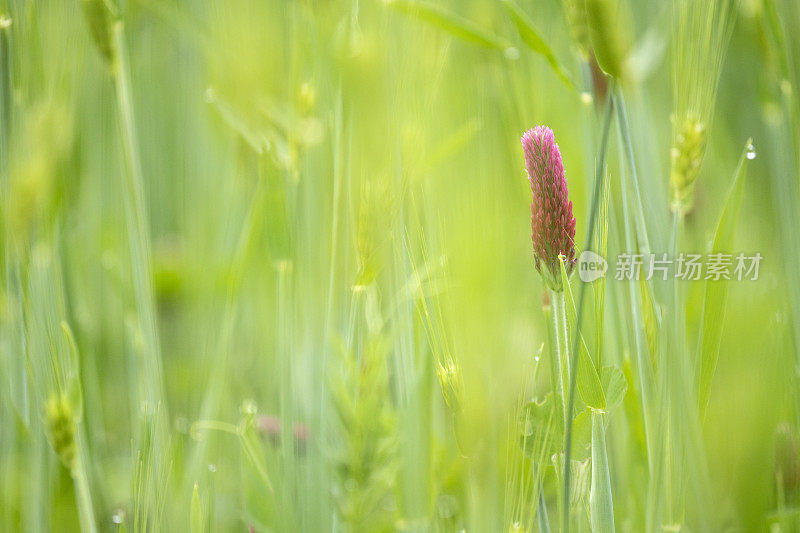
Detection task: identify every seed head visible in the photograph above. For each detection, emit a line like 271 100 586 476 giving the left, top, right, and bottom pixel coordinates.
522 126 576 292
44 392 77 470
669 112 706 215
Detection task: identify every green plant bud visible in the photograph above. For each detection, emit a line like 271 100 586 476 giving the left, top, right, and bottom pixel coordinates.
585 0 628 79
44 393 77 470
80 0 115 65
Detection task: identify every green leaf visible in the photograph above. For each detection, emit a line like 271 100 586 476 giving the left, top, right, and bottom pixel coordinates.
384 0 518 56
551 452 591 512
697 140 751 416
521 397 591 459
61 321 84 422
571 408 593 460
638 276 660 370
499 0 575 89
190 483 204 533
585 0 629 79
589 412 615 533
601 365 627 412
560 258 607 410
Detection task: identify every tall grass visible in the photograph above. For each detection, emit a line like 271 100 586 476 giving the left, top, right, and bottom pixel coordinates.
0 0 797 531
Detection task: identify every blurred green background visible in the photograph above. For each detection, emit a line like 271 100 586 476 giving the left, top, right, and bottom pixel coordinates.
1 0 800 531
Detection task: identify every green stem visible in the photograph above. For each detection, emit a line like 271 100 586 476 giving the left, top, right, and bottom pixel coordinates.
614 89 651 254
277 260 294 467
184 170 265 486
537 476 551 533
544 299 565 429
562 85 615 533
615 89 656 470
589 412 614 533
551 290 570 427
111 20 166 414
72 454 98 533
664 207 686 529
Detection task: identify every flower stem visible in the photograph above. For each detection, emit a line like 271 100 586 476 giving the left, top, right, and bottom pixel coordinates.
551 289 570 427
562 83 615 533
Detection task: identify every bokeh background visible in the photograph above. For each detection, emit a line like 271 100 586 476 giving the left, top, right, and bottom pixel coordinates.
1 0 800 531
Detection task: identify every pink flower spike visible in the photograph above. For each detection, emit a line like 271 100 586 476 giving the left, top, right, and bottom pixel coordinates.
521 125 576 291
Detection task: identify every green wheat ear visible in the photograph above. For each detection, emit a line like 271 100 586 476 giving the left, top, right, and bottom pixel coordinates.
669 0 736 215
44 392 77 470
355 177 395 288
669 112 706 215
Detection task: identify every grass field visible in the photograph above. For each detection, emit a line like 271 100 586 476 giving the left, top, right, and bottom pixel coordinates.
2 0 800 531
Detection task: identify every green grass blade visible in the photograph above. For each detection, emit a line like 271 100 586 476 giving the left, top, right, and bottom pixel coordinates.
384 0 518 56
696 139 752 417
600 365 627 412
560 259 606 410
589 412 615 532
562 86 615 533
499 0 575 88
190 483 204 533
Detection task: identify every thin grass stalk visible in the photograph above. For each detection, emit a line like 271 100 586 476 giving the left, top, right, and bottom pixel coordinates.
73 440 98 533
111 20 166 414
589 181 614 532
0 10 29 426
544 298 565 428
26 420 47 532
614 89 651 255
277 259 294 468
320 89 345 432
673 224 713 531
760 0 800 404
562 84 614 533
668 196 689 528
615 98 656 470
660 207 713 530
589 412 614 532
185 168 266 486
764 94 800 410
550 290 570 427
537 477 551 533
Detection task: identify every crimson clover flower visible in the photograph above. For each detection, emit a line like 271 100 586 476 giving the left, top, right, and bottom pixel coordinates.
521 125 577 291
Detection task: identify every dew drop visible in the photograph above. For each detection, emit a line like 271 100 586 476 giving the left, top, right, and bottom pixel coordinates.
112 510 124 524
208 463 217 473
746 142 757 160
